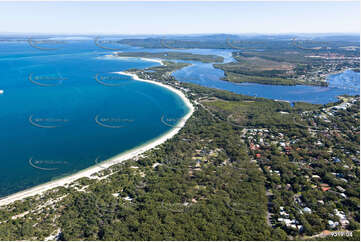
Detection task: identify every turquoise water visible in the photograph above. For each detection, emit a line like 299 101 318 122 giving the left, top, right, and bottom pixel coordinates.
0 39 359 197
0 40 189 197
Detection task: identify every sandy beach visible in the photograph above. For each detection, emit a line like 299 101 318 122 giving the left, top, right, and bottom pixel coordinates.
100 54 164 66
0 63 194 207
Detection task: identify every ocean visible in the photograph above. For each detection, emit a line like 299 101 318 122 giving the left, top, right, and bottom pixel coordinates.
0 39 189 197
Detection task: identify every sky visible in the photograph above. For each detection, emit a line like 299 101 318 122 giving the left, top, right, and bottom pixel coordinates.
0 1 359 34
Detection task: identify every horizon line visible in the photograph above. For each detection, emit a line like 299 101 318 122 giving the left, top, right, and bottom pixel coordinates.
0 32 360 36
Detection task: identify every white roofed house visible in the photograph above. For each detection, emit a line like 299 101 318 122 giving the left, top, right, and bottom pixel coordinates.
328 220 339 229
334 209 350 228
303 207 312 214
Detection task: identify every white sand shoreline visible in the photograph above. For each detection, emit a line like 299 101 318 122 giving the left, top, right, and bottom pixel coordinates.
0 61 194 207
100 55 164 66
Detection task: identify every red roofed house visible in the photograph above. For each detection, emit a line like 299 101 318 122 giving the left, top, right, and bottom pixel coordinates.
321 187 331 192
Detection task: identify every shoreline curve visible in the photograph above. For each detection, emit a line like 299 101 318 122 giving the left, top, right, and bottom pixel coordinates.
0 60 194 207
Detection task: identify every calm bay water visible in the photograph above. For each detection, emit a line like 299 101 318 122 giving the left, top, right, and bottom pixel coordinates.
0 40 188 197
0 39 359 197
120 46 359 104
171 51 360 104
